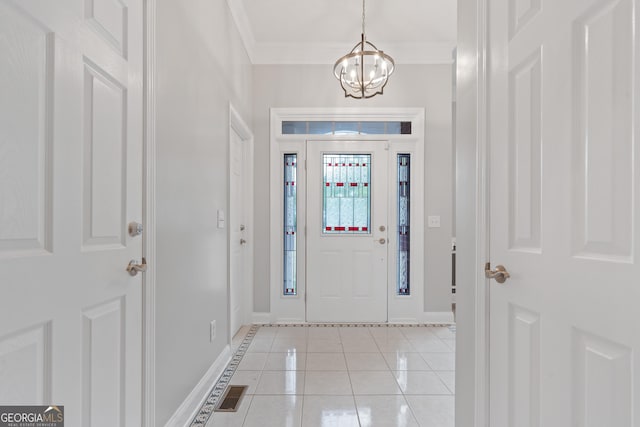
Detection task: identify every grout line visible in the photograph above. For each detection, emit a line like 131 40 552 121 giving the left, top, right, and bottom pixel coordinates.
191 323 455 426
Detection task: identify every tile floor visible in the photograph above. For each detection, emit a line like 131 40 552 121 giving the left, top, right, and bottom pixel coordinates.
205 324 455 427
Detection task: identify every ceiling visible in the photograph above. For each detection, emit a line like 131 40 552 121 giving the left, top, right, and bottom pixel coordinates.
227 0 457 65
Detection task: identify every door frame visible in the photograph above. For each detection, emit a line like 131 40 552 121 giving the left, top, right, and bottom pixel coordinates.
228 104 255 340
267 108 426 324
455 0 490 426
143 0 157 425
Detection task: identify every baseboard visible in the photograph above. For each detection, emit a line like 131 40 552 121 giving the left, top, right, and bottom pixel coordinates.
274 317 306 324
419 311 455 324
164 345 232 427
388 318 420 324
251 312 273 324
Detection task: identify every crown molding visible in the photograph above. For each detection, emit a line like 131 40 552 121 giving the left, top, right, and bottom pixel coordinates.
226 0 455 65
251 41 455 65
226 0 257 61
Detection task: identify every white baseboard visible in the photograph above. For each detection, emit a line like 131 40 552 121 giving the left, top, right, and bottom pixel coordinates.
275 317 306 324
251 312 273 324
164 345 232 427
419 311 456 324
388 318 420 324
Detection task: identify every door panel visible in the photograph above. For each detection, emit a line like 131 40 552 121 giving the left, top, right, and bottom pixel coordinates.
0 0 143 425
488 0 639 425
306 141 388 322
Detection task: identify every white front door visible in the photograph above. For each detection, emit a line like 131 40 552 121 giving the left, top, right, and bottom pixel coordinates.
0 0 143 425
488 0 639 425
229 128 246 338
306 140 388 322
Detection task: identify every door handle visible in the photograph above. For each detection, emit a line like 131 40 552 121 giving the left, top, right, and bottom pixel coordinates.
240 239 247 245
485 262 510 284
378 238 386 244
127 258 147 276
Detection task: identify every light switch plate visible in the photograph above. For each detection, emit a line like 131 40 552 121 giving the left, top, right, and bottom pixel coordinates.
428 215 441 228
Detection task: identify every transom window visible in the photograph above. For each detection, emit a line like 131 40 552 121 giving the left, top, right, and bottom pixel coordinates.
282 121 412 135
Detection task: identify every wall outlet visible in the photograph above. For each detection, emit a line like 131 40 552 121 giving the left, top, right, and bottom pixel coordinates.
210 320 216 342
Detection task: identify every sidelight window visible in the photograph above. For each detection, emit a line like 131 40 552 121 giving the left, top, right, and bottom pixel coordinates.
397 154 411 295
283 154 297 296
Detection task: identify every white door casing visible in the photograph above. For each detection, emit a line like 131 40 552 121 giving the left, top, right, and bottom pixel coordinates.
228 105 254 339
306 140 389 323
268 109 425 324
0 0 144 425
488 0 639 425
229 129 246 338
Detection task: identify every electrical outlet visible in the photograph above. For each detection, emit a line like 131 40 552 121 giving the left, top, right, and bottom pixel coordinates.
210 320 216 342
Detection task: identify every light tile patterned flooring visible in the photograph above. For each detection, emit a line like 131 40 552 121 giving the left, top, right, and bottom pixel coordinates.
206 324 455 427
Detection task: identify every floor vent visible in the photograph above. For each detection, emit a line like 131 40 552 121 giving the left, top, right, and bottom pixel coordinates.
214 385 248 412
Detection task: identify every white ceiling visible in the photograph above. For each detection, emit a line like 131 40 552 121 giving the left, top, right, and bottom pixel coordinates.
227 0 457 65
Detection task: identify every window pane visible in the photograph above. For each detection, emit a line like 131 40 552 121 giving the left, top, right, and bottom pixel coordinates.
308 121 333 135
284 154 297 296
360 121 386 135
323 154 371 234
281 120 412 135
282 121 307 134
334 121 359 135
398 154 410 295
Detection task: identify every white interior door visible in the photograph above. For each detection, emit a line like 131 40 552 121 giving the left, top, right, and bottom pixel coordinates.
229 128 246 338
488 0 639 425
306 140 388 322
0 0 143 425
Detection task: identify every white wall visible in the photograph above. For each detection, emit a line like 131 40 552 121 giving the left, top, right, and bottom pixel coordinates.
252 64 453 316
155 0 252 424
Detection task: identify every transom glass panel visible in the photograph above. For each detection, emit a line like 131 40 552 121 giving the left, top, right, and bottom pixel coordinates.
322 154 371 234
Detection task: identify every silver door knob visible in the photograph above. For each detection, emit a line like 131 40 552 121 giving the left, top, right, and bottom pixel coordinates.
127 258 147 276
128 222 143 237
485 263 510 284
378 238 386 244
240 239 247 245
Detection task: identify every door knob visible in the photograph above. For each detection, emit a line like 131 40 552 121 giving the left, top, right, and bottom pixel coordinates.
378 238 386 244
240 239 247 245
127 258 147 276
240 225 246 231
485 263 510 284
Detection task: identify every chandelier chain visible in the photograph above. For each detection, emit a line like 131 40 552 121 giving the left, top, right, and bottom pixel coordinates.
362 0 366 36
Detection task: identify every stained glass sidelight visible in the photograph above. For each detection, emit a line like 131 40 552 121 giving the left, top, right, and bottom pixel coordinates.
398 154 411 295
283 154 297 296
322 154 371 234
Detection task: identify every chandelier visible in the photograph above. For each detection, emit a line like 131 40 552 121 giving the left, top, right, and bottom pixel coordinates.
333 0 395 99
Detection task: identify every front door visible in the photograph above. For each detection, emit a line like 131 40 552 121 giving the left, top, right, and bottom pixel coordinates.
306 140 388 322
0 0 144 425
488 0 638 425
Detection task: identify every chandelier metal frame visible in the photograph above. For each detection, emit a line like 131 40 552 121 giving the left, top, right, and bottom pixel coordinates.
333 0 395 99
